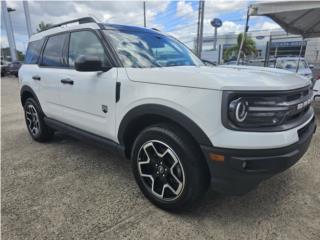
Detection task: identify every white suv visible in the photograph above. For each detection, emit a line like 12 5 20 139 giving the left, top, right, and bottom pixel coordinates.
19 18 316 211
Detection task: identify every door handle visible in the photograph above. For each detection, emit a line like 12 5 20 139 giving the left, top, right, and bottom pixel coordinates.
61 78 74 85
32 75 41 81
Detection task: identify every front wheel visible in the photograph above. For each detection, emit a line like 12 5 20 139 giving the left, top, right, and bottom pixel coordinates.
131 124 210 211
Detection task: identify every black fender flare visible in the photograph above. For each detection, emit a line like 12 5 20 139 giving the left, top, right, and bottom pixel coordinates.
20 85 43 113
117 104 213 147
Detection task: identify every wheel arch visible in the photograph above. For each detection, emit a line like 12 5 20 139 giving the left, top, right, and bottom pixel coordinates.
118 104 213 158
20 86 43 113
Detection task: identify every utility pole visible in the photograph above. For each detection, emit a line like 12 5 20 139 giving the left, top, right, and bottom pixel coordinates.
23 0 33 38
296 40 305 73
265 33 273 67
213 27 217 50
196 0 205 57
1 0 17 61
143 1 146 27
237 7 250 65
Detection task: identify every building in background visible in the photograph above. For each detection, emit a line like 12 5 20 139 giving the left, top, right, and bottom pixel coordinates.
199 31 320 65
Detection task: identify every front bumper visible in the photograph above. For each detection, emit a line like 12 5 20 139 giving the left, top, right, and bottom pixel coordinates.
201 116 316 195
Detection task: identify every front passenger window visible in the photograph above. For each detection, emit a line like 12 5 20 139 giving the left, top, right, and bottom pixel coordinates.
68 31 110 68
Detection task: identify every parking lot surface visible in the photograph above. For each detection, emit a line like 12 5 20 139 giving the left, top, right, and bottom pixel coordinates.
2 76 320 240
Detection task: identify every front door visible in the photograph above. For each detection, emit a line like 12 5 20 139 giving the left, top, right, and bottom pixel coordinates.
58 30 117 140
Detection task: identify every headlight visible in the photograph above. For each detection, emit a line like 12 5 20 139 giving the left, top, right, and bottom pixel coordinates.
229 98 249 123
228 96 287 128
222 87 313 131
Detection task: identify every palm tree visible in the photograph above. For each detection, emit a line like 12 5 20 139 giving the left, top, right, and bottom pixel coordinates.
224 33 257 61
36 21 52 32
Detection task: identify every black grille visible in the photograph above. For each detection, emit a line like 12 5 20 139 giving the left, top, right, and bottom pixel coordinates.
282 87 312 125
286 88 309 101
222 86 314 132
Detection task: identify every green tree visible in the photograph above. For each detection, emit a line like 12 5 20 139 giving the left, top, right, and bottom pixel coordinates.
36 21 52 32
17 51 25 61
224 33 257 61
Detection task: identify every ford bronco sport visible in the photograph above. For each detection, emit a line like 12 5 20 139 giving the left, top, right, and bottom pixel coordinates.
19 17 316 211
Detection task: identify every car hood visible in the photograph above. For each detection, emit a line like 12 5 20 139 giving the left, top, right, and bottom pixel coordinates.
125 65 311 91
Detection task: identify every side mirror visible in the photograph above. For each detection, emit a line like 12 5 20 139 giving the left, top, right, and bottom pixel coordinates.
75 55 110 72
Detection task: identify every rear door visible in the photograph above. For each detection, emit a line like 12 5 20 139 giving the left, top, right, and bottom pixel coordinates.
58 30 117 140
37 33 69 120
19 39 45 98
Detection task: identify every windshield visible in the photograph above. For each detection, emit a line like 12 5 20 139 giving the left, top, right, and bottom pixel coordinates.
104 30 203 68
275 59 308 71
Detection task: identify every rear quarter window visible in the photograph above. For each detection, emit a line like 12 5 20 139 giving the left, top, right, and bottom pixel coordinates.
25 39 44 64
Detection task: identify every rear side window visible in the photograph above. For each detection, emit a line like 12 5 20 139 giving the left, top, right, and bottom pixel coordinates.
41 33 68 67
25 39 44 64
68 31 110 68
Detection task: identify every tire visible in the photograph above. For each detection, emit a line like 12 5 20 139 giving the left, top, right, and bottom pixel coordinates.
23 98 54 142
131 123 210 211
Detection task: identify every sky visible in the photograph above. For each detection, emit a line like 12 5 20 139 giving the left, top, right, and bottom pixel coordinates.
0 0 281 53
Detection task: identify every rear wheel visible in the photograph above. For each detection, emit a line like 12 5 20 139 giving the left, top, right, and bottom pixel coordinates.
131 124 210 211
24 98 54 142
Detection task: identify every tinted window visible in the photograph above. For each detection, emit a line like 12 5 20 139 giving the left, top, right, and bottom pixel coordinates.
68 31 109 68
42 33 68 67
25 39 44 64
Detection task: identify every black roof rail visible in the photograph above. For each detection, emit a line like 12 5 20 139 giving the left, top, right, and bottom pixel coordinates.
151 28 160 32
44 17 98 32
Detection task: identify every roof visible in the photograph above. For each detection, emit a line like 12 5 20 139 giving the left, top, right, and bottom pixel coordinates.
30 22 100 41
249 1 320 38
30 20 163 42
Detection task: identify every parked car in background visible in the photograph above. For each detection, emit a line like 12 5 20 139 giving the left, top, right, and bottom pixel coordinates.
313 79 320 101
274 57 313 80
1 60 9 77
7 61 22 77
